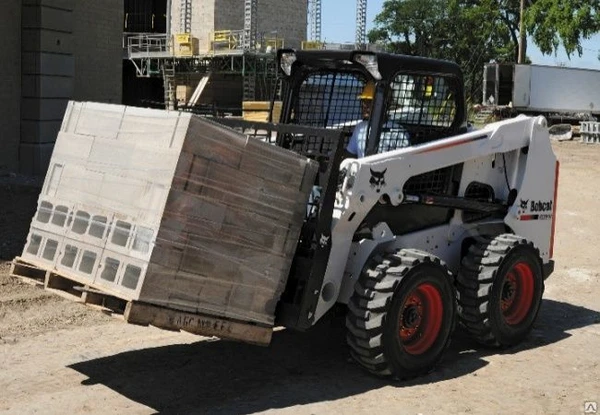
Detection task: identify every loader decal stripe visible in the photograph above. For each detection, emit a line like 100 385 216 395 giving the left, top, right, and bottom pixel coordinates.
519 214 540 221
519 214 552 221
416 134 488 154
550 161 560 258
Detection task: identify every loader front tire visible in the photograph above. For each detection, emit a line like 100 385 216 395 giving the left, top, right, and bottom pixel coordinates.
346 249 456 379
456 234 544 347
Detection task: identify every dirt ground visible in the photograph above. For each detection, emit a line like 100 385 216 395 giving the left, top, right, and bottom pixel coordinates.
0 141 599 415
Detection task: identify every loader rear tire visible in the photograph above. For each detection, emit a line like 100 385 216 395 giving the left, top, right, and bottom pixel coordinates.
456 234 544 347
346 249 456 379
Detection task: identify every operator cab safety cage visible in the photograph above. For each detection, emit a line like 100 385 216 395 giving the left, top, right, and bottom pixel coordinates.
276 49 468 147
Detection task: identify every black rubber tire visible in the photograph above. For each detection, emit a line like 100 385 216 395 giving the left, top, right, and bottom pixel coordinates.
456 234 544 347
346 249 456 379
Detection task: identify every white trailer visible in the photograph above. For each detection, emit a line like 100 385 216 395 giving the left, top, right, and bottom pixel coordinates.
483 63 600 119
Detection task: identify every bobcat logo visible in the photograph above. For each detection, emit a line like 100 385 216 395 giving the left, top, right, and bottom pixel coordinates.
519 199 529 210
319 233 330 248
369 168 387 193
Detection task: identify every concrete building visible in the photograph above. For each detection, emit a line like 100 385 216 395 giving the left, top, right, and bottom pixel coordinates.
1 0 307 175
0 0 123 176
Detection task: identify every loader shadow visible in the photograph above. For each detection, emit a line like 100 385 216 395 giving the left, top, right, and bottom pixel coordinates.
69 299 599 415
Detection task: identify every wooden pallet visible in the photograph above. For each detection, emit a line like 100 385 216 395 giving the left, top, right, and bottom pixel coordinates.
10 257 46 287
10 257 273 345
124 303 273 345
11 257 129 316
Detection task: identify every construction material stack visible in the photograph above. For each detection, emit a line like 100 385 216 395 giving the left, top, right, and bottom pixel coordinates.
579 121 600 144
15 101 318 344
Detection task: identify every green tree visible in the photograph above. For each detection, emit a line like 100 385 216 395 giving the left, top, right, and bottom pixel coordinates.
524 0 600 58
368 0 515 101
367 0 448 56
368 0 600 101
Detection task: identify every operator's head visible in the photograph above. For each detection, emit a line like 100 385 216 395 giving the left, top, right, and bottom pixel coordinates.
358 81 375 119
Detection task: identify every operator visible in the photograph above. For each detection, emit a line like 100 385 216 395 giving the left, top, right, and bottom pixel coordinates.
308 84 376 218
346 81 375 158
346 81 410 158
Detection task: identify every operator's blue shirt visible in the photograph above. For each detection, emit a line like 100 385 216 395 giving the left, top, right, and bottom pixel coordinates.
346 120 369 158
347 119 410 158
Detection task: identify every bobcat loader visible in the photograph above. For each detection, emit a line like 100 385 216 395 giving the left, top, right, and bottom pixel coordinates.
17 49 558 381
218 49 559 379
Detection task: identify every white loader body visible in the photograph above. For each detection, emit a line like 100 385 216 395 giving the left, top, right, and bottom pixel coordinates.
314 115 558 321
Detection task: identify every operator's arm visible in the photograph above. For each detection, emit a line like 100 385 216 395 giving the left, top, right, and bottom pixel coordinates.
345 120 367 159
346 127 360 156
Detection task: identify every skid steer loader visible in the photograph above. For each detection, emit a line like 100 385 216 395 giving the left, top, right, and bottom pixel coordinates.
217 49 559 379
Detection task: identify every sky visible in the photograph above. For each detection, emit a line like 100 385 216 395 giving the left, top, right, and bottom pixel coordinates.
320 0 600 70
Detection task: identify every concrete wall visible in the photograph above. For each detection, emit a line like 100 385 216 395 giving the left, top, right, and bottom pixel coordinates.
171 0 216 52
215 0 307 50
171 0 307 53
73 0 123 104
214 0 243 32
0 0 21 173
257 0 307 50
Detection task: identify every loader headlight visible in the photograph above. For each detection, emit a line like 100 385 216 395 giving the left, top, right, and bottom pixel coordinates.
353 53 382 80
279 52 297 76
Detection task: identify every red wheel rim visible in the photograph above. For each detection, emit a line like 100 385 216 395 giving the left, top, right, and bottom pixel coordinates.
500 262 534 325
398 283 444 355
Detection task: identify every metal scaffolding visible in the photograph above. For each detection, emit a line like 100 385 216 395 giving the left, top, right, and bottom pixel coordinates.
355 0 367 47
243 0 259 100
180 0 192 33
243 0 258 50
127 0 386 107
308 0 322 41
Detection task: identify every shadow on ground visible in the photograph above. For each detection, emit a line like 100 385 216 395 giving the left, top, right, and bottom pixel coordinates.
69 299 600 415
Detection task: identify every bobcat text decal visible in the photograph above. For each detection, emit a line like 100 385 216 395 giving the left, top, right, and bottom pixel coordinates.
530 200 553 212
369 168 387 193
519 199 553 221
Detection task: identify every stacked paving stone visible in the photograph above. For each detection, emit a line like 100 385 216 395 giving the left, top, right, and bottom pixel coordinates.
21 101 317 326
580 121 600 144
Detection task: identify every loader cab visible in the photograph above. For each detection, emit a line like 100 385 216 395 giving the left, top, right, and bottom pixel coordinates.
275 49 467 155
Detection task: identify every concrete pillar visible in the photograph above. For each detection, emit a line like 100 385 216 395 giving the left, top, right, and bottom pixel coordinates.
0 0 22 174
21 0 75 175
171 0 216 53
20 0 123 175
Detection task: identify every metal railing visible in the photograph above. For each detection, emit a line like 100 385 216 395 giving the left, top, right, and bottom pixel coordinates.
301 41 325 50
125 33 171 58
210 30 284 54
264 37 284 51
124 33 382 60
301 41 381 52
211 30 245 53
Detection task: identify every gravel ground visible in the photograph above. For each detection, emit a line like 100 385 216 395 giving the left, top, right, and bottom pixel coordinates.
0 141 598 415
